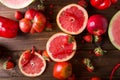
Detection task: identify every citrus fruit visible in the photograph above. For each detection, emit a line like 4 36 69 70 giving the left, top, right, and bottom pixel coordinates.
46 32 76 62
56 4 88 35
108 11 120 50
0 0 34 9
18 50 46 77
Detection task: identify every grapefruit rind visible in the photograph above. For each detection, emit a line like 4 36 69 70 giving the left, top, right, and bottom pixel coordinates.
46 33 77 62
18 52 46 77
0 0 34 9
108 11 120 50
56 4 88 35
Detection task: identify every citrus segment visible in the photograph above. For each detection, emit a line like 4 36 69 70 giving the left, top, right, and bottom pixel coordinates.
108 11 120 50
57 4 88 35
46 33 76 62
18 52 46 77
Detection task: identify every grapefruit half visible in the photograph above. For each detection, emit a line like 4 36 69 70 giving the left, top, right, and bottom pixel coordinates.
108 11 120 50
18 51 46 77
46 33 77 62
56 4 88 35
0 0 34 9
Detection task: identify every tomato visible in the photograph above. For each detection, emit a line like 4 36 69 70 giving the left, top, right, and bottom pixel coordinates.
53 62 72 79
90 0 111 10
15 11 24 20
19 9 46 34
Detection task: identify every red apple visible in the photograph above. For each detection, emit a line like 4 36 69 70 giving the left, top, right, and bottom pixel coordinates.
53 62 72 79
87 14 108 36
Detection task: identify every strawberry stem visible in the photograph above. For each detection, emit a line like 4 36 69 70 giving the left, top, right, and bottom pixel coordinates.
68 36 75 43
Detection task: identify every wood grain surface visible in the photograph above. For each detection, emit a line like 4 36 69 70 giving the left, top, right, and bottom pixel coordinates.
0 0 120 80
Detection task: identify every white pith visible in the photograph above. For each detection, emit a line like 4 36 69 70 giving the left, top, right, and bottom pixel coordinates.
46 32 77 62
56 4 88 35
18 52 46 77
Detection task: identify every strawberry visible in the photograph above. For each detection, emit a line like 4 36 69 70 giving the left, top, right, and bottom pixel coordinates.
83 34 93 43
83 58 94 72
21 50 32 66
45 21 52 31
94 47 107 56
42 50 51 62
78 0 88 8
15 11 24 20
94 35 102 43
3 60 15 70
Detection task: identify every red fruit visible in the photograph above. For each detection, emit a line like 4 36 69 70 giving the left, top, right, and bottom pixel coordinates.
0 16 19 38
83 58 94 72
18 47 46 77
56 4 88 35
90 77 101 80
78 0 88 8
83 34 93 43
42 50 51 62
25 9 37 20
110 0 118 4
53 62 72 79
46 33 76 62
87 14 108 36
90 0 111 10
45 21 52 31
21 50 32 67
3 60 15 69
19 8 46 34
19 18 32 33
15 11 24 20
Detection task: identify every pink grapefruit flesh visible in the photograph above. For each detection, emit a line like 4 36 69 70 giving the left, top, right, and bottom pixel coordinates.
56 4 88 35
18 52 46 77
108 11 120 50
46 33 76 62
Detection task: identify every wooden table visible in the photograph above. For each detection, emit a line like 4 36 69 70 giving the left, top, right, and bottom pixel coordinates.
0 0 120 80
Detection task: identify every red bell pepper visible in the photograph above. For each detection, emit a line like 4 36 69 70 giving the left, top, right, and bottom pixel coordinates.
90 0 111 10
0 16 19 38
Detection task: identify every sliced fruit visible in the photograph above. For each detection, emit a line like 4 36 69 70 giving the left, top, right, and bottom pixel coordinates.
18 51 46 77
108 11 120 50
56 4 88 35
0 0 34 9
46 33 76 62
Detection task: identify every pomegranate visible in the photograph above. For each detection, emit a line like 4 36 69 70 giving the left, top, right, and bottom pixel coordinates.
87 14 108 36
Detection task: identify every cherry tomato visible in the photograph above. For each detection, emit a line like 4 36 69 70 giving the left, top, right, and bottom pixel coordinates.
53 62 72 79
90 0 111 10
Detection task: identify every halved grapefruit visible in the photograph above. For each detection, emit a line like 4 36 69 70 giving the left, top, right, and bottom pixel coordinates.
0 0 34 9
56 4 88 35
108 11 120 50
18 50 46 77
46 32 77 62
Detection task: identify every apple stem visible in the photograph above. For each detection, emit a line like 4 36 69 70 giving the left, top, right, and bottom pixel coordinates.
110 64 120 80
